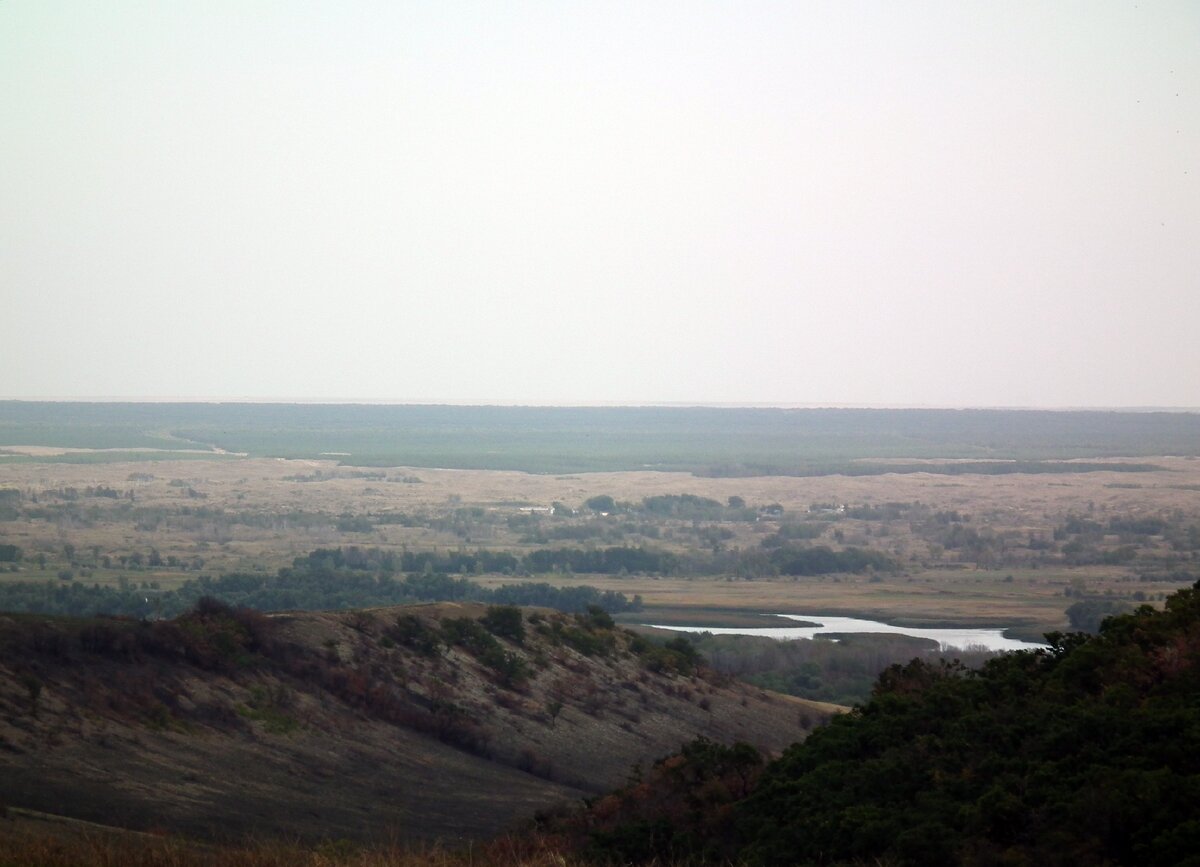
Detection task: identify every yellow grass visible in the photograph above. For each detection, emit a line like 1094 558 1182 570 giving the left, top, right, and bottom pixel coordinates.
0 456 1196 625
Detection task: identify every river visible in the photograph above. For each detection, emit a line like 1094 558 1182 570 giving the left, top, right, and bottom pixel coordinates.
648 613 1048 652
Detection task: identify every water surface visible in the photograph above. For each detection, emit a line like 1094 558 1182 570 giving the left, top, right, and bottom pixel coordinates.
649 613 1047 652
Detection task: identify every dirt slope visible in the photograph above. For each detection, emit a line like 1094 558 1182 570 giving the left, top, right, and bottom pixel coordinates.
0 602 830 844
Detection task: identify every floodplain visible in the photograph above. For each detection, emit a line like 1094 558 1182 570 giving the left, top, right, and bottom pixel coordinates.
2 414 1197 639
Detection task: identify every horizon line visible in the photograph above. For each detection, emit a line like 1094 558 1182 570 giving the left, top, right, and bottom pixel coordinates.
2 396 1199 413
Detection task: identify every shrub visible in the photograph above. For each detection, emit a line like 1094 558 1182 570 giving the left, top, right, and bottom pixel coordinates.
557 624 615 658
481 605 525 644
479 645 531 689
639 635 702 675
577 604 614 631
440 617 499 656
387 614 442 655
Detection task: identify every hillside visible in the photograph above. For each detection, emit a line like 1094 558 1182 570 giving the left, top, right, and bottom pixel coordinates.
0 600 831 845
546 581 1200 866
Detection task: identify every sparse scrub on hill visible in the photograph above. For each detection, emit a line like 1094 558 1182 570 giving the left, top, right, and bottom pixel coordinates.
636 635 703 677
385 614 442 655
237 685 298 734
441 615 531 689
540 608 620 659
0 591 828 851
2 597 277 675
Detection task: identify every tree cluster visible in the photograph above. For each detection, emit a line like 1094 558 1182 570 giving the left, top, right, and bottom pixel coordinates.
556 581 1200 865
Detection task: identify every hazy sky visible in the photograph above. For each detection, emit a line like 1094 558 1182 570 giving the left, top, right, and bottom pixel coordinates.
2 2 1197 407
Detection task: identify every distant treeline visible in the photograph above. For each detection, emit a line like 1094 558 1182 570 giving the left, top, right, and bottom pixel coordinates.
302 542 899 579
302 544 677 576
703 460 1164 478
3 402 1197 473
0 549 642 619
0 540 900 618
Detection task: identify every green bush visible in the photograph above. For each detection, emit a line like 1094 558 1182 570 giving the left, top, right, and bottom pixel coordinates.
634 634 702 675
478 645 530 689
387 614 442 655
440 617 495 652
481 605 525 644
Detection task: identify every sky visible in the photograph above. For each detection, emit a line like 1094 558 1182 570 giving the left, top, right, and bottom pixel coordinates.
2 1 1197 408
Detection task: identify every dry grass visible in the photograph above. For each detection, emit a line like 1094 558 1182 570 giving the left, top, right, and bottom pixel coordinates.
0 600 823 848
484 568 1171 635
1 455 1197 627
0 813 586 867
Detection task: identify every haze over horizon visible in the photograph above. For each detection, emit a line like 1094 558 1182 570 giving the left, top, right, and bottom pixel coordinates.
4 396 1200 413
3 2 1197 408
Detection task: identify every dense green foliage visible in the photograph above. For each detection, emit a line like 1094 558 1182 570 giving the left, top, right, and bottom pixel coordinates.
2 402 1195 472
695 631 995 706
564 582 1200 866
768 545 898 576
578 738 764 864
641 494 728 518
1065 597 1136 632
480 604 526 644
523 546 678 575
0 549 641 619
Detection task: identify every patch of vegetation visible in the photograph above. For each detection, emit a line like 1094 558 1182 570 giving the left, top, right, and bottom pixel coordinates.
577 738 764 864
481 605 525 645
441 616 530 688
641 494 727 519
758 523 824 547
0 547 643 618
237 685 299 734
1065 597 1136 633
636 635 702 676
441 617 500 656
4 402 1195 471
768 545 899 576
0 596 275 678
552 580 1200 866
537 606 620 658
386 614 443 656
695 631 995 706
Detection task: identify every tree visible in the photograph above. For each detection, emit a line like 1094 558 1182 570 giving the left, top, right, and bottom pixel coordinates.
1065 598 1132 633
584 495 616 513
481 605 525 644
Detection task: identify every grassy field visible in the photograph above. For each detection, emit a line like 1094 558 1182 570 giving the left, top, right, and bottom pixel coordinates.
476 569 1147 639
2 453 1197 633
